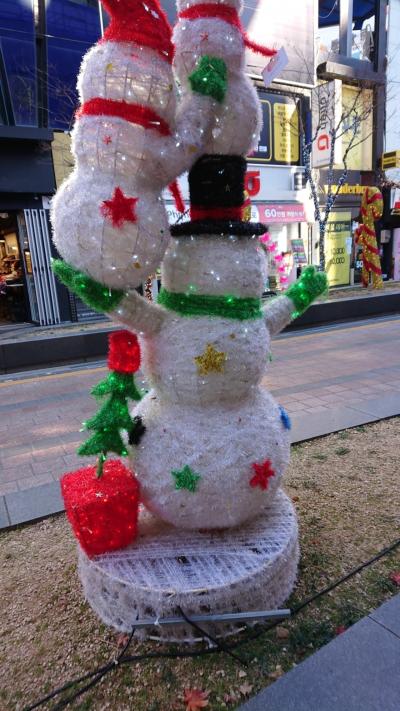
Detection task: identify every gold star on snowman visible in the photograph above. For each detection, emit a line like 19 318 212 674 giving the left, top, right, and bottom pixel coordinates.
194 343 226 375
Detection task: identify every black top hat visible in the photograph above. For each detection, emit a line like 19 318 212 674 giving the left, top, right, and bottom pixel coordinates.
170 154 266 237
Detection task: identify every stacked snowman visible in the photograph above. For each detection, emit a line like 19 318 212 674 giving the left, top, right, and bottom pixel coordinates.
53 0 326 548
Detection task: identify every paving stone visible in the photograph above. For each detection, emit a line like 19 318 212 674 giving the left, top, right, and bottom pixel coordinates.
290 406 374 443
239 613 400 711
0 482 19 496
5 482 63 526
18 474 54 491
369 594 400 638
349 392 400 419
0 496 10 527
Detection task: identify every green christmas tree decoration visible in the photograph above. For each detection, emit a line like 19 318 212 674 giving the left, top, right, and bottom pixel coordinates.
91 371 143 401
79 331 143 477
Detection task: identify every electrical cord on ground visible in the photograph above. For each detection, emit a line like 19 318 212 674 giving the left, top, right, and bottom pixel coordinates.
23 536 400 711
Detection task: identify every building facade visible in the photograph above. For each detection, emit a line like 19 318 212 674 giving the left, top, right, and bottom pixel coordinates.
0 0 103 325
0 1 392 327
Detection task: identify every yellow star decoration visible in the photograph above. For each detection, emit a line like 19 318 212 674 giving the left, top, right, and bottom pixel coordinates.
194 343 227 376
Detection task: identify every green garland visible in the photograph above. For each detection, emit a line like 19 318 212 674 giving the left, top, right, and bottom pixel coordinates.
286 266 328 319
158 287 262 321
52 259 124 313
189 56 227 103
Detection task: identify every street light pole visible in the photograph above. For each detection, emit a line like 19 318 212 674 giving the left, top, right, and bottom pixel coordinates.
98 0 104 37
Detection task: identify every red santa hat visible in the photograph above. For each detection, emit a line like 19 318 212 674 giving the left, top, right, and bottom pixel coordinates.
101 0 174 63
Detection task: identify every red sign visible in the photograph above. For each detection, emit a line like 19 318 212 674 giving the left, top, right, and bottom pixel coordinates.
245 171 261 197
258 203 306 223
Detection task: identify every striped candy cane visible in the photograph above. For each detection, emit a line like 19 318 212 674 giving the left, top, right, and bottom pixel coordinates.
355 187 383 289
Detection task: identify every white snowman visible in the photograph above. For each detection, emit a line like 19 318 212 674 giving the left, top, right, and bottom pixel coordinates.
53 0 327 531
51 0 222 290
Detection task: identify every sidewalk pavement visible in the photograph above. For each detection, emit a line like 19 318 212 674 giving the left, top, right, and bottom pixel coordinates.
239 593 400 711
0 316 399 529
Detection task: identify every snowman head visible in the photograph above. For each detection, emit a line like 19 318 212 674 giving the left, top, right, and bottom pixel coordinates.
161 233 268 299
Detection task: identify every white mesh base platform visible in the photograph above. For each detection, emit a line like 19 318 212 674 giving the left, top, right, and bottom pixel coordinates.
78 489 299 643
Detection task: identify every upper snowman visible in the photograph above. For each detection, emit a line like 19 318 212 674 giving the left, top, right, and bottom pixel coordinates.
51 0 226 291
173 0 276 156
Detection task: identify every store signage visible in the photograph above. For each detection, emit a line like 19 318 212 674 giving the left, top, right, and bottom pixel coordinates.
262 47 289 88
258 203 306 223
325 212 352 287
248 91 300 166
382 150 400 170
323 184 365 195
291 238 307 264
342 86 373 171
312 80 342 169
393 229 400 281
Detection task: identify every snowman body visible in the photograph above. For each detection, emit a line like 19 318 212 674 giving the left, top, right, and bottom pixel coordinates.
130 235 291 529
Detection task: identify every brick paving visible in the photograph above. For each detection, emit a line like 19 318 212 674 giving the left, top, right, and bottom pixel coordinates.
0 317 399 497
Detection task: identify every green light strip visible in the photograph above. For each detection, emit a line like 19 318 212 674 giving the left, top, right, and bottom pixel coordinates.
158 288 262 321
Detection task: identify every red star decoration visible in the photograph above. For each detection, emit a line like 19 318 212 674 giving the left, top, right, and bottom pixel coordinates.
200 32 209 42
101 187 138 229
249 459 275 490
103 135 112 145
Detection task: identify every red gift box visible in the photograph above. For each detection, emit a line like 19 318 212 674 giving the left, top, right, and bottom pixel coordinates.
61 460 140 558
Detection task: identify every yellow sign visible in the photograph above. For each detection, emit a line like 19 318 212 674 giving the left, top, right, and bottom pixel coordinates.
273 102 299 164
325 212 352 287
323 184 365 195
381 151 400 169
341 86 373 171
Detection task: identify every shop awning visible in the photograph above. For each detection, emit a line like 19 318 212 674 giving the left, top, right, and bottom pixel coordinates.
319 0 375 29
258 203 307 224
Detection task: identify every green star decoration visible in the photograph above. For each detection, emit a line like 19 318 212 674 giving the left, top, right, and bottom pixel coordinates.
172 465 201 493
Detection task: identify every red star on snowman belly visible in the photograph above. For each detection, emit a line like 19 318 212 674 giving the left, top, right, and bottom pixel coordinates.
249 459 275 490
101 187 138 228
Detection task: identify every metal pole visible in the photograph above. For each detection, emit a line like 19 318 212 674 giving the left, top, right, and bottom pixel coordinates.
98 0 105 37
339 0 354 57
128 609 292 629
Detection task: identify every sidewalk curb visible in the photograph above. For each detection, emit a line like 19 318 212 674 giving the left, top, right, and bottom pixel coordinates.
0 406 398 531
238 594 400 711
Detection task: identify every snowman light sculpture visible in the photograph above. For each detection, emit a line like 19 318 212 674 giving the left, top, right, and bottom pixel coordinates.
54 0 327 533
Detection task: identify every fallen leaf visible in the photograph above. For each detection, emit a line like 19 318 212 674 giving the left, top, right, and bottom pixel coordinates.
239 683 253 696
276 626 290 640
238 670 247 678
389 571 400 586
116 633 130 649
268 665 284 681
335 625 347 636
184 688 209 711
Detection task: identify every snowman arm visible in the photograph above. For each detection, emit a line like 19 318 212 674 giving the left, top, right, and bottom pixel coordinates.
111 290 165 336
263 267 328 336
52 259 165 336
263 296 294 337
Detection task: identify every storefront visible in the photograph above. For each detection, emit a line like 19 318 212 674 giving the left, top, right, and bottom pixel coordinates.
244 166 311 291
0 130 71 326
319 172 366 287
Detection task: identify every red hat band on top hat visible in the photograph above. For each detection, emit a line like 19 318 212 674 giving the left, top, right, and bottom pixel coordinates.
100 0 174 63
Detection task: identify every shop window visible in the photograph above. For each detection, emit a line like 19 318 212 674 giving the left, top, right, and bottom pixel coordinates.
0 212 28 323
0 0 37 126
46 0 102 129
